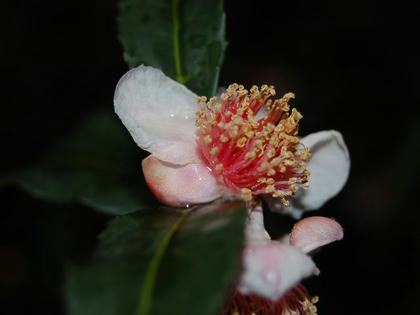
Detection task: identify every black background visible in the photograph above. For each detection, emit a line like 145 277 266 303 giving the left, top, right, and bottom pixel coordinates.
1 1 419 314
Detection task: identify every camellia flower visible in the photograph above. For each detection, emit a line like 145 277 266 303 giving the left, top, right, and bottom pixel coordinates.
114 65 350 313
223 205 343 314
114 65 350 211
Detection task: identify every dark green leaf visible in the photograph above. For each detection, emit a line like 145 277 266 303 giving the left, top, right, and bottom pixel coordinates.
118 0 227 97
2 111 152 215
66 201 246 315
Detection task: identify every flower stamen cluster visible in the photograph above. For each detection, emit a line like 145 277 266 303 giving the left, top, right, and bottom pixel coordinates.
196 83 311 205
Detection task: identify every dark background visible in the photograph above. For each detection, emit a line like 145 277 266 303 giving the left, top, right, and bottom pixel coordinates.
1 0 419 314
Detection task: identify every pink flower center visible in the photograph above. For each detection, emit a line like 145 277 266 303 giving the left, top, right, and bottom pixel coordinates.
196 84 311 205
223 284 319 315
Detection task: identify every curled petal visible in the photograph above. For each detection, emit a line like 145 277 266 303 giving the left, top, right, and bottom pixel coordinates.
142 155 223 207
290 216 344 253
298 130 350 210
114 66 199 165
238 241 317 301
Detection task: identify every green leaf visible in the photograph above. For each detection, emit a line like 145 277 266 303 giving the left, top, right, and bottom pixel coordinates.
3 111 151 215
65 201 246 315
118 0 227 98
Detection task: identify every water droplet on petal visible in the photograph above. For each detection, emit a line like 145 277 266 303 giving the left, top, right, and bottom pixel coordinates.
265 270 277 283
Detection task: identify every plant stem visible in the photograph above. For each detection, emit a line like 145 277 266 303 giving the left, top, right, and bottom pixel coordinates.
172 0 185 83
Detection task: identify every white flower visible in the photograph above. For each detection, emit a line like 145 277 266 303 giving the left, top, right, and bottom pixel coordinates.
114 65 349 303
238 205 343 301
114 65 350 212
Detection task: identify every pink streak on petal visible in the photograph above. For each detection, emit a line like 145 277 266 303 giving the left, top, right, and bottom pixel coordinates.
142 155 222 207
290 216 344 253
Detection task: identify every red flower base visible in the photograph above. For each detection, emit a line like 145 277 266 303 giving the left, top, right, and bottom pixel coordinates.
223 285 318 315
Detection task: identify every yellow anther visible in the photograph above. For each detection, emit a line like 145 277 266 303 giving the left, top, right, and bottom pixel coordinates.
237 137 247 148
291 108 302 121
220 134 229 143
265 185 275 193
267 168 276 176
254 139 264 147
241 188 252 201
245 151 256 159
290 184 298 193
259 161 270 171
237 108 245 115
204 135 212 144
233 116 243 125
284 159 295 166
270 157 282 167
246 130 255 138
215 163 223 171
228 83 239 92
229 125 239 138
196 96 207 103
210 147 219 156
266 178 275 185
267 148 276 158
288 177 298 184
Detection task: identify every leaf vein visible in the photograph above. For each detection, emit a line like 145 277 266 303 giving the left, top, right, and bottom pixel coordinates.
136 209 191 315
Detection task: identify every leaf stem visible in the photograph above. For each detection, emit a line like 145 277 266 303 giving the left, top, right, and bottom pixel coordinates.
136 209 191 315
172 0 185 83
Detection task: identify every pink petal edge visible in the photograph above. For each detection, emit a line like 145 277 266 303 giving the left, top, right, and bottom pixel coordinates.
142 155 222 207
290 216 343 253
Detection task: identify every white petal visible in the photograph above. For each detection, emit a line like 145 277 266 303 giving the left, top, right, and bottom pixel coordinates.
114 65 199 165
245 204 271 242
268 130 350 218
238 241 317 301
290 216 343 253
142 155 223 207
298 130 350 209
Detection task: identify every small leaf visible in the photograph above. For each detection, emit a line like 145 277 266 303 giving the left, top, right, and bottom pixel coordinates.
3 111 151 215
118 0 227 97
66 201 246 315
